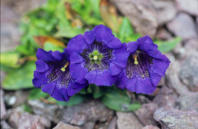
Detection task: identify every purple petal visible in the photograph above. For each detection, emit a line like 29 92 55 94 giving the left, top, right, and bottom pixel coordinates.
105 37 122 49
67 35 88 53
112 44 129 68
93 25 114 43
35 60 49 72
126 41 139 53
70 53 84 64
135 77 156 94
67 83 87 96
109 63 122 76
70 63 88 84
85 70 116 86
36 48 54 62
51 51 64 61
84 30 95 45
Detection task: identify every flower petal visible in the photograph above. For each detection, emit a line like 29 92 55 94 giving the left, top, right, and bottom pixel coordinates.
70 53 84 64
85 70 116 86
36 48 54 62
109 63 122 76
67 35 88 54
105 37 122 49
70 63 88 84
51 51 64 61
35 60 49 72
135 78 156 94
112 44 129 68
126 41 139 53
84 30 95 45
67 82 87 96
94 25 114 43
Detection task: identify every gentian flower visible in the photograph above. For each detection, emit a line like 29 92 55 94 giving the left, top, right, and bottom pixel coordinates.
116 36 170 94
33 48 87 101
67 25 125 86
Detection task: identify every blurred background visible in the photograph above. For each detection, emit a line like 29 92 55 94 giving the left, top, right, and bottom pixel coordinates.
1 0 198 129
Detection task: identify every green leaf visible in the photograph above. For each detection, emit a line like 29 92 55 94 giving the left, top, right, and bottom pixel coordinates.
28 89 48 100
56 94 85 106
93 86 103 99
44 42 64 52
23 104 33 113
102 88 141 112
55 0 85 38
118 18 141 42
2 62 35 90
155 37 182 53
0 51 21 68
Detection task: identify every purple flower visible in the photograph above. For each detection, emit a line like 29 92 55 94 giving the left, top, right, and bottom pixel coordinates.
116 36 170 94
32 48 87 101
67 25 125 86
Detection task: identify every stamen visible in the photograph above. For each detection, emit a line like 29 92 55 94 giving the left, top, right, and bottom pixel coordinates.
133 55 138 65
93 55 98 60
61 62 69 72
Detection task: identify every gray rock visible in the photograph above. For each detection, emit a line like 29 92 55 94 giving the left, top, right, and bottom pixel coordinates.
142 125 160 129
166 54 190 95
107 117 117 129
156 28 172 40
135 103 158 125
4 91 29 107
176 93 198 111
53 122 80 129
117 112 143 129
61 101 113 126
111 0 158 38
184 38 198 52
111 0 177 38
167 13 198 40
153 87 177 108
176 0 198 16
0 90 6 119
82 122 95 129
154 108 198 129
179 54 198 91
1 120 12 129
28 100 61 123
9 109 51 129
151 0 177 25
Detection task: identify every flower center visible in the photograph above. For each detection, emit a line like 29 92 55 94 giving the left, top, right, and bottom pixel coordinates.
81 41 112 71
126 51 152 79
89 50 103 65
47 61 72 87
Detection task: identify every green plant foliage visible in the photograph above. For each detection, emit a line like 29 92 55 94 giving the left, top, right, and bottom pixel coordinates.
23 104 33 113
118 18 140 42
44 42 64 52
2 62 35 90
56 94 85 106
29 89 48 100
155 37 182 53
0 52 21 68
102 88 141 111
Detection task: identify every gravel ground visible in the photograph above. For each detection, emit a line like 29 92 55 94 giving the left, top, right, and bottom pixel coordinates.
1 0 198 129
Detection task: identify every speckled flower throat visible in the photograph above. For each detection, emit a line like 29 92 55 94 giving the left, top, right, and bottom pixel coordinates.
81 41 112 71
126 51 152 79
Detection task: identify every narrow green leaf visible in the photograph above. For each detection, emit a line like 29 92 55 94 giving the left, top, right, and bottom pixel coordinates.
155 37 182 53
118 18 140 42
